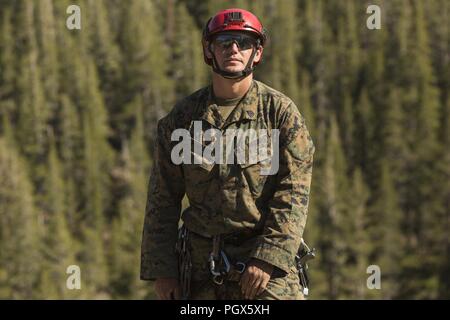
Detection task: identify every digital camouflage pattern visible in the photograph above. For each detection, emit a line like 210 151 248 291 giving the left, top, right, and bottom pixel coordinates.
141 80 315 298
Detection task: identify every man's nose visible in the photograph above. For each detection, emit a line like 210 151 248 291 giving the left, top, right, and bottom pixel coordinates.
227 41 240 53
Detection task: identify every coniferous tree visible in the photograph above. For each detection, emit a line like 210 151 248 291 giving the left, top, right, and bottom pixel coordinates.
58 94 84 234
399 1 442 299
35 0 59 110
436 96 450 298
119 0 174 143
15 1 49 190
298 72 316 138
353 89 374 175
368 159 403 299
300 0 334 151
313 116 351 299
109 97 150 299
39 131 78 299
172 2 208 100
85 0 121 110
0 137 41 298
78 60 114 297
0 6 15 111
264 0 299 103
342 168 370 299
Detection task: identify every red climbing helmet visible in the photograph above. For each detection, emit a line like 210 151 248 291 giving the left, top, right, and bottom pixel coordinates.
202 8 267 79
203 8 266 45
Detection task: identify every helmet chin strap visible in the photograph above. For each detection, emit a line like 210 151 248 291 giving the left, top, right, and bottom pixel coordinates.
208 44 260 80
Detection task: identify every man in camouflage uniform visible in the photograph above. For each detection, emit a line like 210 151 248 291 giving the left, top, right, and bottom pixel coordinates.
140 8 315 300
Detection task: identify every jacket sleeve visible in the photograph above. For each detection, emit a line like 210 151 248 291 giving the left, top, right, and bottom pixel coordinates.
250 102 315 275
140 115 185 280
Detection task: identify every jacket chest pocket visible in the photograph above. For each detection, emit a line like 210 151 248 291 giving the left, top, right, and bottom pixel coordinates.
239 155 272 197
183 120 217 203
235 126 276 197
183 160 216 204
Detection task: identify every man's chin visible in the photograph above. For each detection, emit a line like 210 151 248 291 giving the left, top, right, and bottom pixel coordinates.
222 67 245 74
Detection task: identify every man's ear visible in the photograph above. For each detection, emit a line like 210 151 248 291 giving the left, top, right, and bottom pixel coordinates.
204 41 213 59
253 46 264 64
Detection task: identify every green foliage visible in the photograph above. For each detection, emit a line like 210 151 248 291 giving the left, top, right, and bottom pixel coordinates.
0 137 41 298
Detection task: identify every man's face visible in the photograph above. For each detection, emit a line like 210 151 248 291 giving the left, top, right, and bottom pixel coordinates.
206 32 263 73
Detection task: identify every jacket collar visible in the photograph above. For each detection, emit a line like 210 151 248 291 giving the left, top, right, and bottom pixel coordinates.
198 80 259 129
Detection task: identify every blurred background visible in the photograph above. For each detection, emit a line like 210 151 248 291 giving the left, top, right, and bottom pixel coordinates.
0 0 448 299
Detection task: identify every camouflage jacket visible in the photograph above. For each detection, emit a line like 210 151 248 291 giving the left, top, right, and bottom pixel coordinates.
140 80 315 280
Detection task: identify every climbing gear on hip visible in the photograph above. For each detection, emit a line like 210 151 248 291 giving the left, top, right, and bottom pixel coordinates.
176 225 192 299
208 234 247 284
295 238 316 296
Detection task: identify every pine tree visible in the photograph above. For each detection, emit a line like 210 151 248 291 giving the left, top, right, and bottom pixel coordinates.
35 0 59 110
300 0 334 151
312 116 351 299
15 0 49 190
39 130 78 299
172 1 208 100
78 60 114 297
423 0 449 101
367 159 403 299
263 0 300 103
0 137 41 298
182 0 211 29
207 0 235 16
353 88 374 176
298 72 316 138
392 0 443 298
334 0 361 92
58 94 84 235
341 168 370 299
119 0 174 143
0 6 15 109
436 96 450 298
84 0 121 105
109 97 150 298
374 86 407 298
382 87 408 179
80 60 113 221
